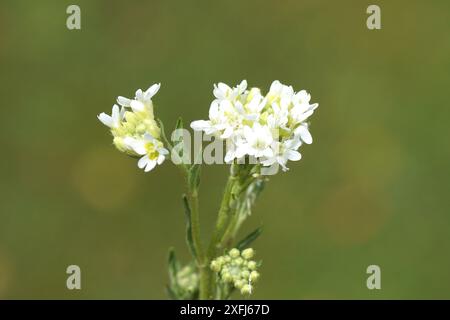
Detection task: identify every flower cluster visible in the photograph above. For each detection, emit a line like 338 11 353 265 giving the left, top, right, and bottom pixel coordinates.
97 84 169 172
210 248 260 295
191 80 318 171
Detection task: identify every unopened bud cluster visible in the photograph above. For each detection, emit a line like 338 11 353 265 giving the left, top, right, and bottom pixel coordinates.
210 248 260 295
176 264 199 294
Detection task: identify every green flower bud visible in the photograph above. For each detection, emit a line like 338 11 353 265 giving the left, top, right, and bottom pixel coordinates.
240 284 252 295
241 248 254 259
222 272 232 282
216 256 225 265
241 270 250 279
234 257 243 266
247 261 257 270
250 271 260 281
210 260 221 272
234 279 244 289
229 248 240 258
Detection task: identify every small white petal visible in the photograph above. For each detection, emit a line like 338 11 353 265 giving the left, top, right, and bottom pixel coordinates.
125 138 146 155
159 147 169 155
287 150 301 161
97 113 113 128
117 96 131 107
130 100 145 112
296 125 313 144
138 155 149 169
220 127 234 139
191 120 211 131
111 104 120 125
238 80 247 93
144 160 157 172
157 154 165 165
144 83 161 100
135 89 144 100
270 80 282 93
209 100 220 118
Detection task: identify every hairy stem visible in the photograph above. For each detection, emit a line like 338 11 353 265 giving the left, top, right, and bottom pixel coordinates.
200 167 239 299
185 182 211 300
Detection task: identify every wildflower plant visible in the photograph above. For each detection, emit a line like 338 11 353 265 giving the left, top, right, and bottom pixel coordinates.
97 80 318 299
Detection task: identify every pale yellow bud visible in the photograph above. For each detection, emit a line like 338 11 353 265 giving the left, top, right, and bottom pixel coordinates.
250 271 260 281
247 261 257 270
222 272 232 282
229 248 240 258
241 248 254 260
234 279 244 289
240 284 252 295
210 260 221 272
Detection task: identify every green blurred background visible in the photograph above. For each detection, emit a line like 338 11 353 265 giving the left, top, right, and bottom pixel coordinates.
1 0 450 299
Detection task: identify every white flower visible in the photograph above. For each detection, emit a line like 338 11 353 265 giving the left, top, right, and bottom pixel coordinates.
294 123 313 144
267 102 289 130
97 104 125 129
124 134 169 172
236 90 266 121
261 138 302 171
224 133 247 163
191 99 242 139
191 101 224 136
238 123 274 158
267 80 294 104
213 80 247 101
117 83 161 113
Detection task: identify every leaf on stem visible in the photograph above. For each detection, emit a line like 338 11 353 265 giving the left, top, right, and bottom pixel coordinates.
236 227 263 250
182 194 198 260
167 247 181 299
156 118 173 149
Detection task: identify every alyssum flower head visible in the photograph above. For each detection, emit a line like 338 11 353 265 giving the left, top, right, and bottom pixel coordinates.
210 248 260 296
97 84 168 172
191 80 318 171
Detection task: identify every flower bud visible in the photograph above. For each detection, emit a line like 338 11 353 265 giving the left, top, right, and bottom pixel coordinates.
250 271 260 281
229 248 240 258
222 272 232 282
247 261 257 270
234 279 244 289
240 284 252 295
241 248 254 259
210 260 221 272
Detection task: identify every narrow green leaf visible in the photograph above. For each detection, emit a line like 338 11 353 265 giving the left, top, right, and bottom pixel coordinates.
167 247 181 299
168 247 179 284
182 194 197 259
236 227 263 250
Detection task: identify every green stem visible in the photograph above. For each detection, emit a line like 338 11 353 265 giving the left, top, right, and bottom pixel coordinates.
186 189 211 300
199 168 238 299
207 174 237 258
187 190 204 261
